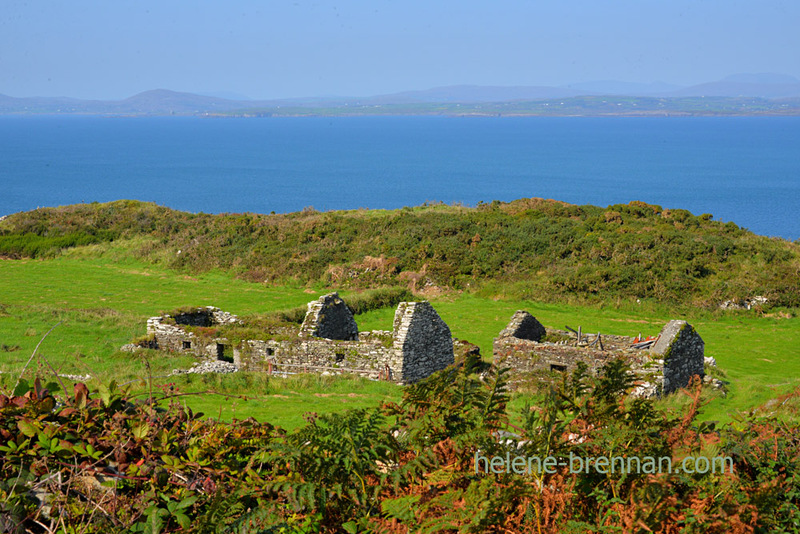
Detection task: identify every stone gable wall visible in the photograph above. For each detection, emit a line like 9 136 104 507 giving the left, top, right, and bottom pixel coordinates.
393 302 454 383
651 320 705 394
498 311 546 341
299 292 359 341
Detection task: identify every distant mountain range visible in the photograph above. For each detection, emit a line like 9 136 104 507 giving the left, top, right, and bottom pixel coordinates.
2 73 800 116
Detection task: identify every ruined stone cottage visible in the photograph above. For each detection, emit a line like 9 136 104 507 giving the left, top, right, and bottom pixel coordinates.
145 293 455 383
143 297 705 395
493 311 705 396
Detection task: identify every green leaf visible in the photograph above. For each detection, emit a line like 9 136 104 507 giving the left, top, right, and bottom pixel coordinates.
342 521 359 534
147 505 164 534
75 442 102 459
175 512 191 530
132 422 150 440
99 386 112 407
176 495 198 510
17 419 38 438
160 454 183 469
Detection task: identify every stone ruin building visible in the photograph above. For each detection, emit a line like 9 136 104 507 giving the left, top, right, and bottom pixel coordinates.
141 295 707 396
493 311 705 397
145 293 455 384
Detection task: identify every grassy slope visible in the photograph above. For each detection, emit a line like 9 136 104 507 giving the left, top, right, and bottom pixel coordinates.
0 246 403 429
2 245 798 427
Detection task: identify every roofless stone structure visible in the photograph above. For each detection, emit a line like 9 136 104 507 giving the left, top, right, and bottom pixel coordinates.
145 293 454 383
141 298 705 395
392 301 454 383
493 312 705 396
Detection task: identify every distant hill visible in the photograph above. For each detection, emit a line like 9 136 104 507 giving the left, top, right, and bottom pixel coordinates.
115 89 249 114
561 80 682 96
723 73 800 84
195 90 254 100
0 93 101 114
365 85 583 103
3 73 800 116
668 82 800 99
0 89 266 115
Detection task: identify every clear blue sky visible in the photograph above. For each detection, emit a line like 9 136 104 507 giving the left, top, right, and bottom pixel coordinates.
1 0 798 99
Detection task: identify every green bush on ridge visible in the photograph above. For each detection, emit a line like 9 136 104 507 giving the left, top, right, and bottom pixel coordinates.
1 198 798 307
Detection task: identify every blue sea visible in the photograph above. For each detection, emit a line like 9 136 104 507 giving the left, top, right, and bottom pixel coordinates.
1 115 798 240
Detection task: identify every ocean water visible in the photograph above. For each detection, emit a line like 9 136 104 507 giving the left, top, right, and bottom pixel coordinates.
0 115 798 240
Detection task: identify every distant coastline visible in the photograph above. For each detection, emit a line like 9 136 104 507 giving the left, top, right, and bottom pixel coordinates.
2 88 800 118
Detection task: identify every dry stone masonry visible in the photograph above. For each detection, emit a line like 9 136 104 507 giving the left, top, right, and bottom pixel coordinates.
493 311 706 397
299 292 359 340
498 311 547 341
144 294 453 384
392 301 455 383
650 320 705 395
146 306 240 359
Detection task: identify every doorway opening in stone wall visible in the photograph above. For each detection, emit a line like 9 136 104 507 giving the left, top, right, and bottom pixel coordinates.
216 343 234 363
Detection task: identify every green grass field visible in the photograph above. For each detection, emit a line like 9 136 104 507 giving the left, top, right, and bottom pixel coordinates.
2 245 798 428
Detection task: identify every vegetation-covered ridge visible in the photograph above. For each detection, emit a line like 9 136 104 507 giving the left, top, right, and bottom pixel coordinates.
2 198 799 307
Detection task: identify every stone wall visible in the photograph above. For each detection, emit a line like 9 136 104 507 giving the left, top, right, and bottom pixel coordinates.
493 312 704 397
299 292 359 340
173 311 213 327
242 334 401 380
651 320 705 394
393 301 455 383
171 306 240 327
146 307 239 361
494 328 646 374
146 316 229 359
498 311 546 341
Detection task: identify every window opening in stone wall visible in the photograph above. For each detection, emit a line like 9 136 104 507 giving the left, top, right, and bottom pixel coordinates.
550 363 567 373
182 341 191 350
335 351 345 362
